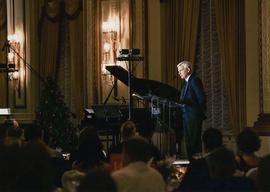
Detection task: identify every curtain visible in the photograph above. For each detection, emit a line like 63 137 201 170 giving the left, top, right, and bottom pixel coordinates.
164 0 200 88
39 0 85 119
131 0 147 78
66 0 85 121
214 0 243 135
39 0 61 79
0 0 7 107
196 0 231 134
0 0 6 30
84 0 98 105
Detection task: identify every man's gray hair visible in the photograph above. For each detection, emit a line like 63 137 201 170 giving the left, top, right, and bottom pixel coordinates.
177 61 192 70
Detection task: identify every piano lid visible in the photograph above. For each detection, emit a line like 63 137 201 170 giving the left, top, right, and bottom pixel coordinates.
106 65 180 102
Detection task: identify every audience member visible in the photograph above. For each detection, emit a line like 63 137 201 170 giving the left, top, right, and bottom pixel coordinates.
202 128 223 154
236 128 261 173
112 136 166 192
0 142 55 191
205 147 255 191
77 168 117 192
62 170 85 192
178 128 223 191
71 126 108 172
245 167 258 186
207 147 236 179
138 120 162 164
24 124 42 142
0 144 22 190
2 119 24 146
257 154 270 191
24 124 62 158
17 142 55 191
108 120 136 155
24 124 69 187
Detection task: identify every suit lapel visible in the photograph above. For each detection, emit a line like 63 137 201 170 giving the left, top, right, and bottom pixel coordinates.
180 81 188 99
180 74 193 100
183 81 189 98
183 74 194 98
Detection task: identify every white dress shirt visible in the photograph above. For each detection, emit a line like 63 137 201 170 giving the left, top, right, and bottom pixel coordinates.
112 161 166 192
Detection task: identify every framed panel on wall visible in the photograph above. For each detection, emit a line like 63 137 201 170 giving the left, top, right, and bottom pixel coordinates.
7 0 27 108
254 0 270 135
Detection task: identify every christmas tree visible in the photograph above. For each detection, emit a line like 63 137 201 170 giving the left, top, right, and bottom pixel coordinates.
35 77 77 151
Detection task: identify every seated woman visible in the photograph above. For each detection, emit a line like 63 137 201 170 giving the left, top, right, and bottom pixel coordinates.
108 120 136 155
71 126 108 172
235 129 261 174
1 119 23 147
62 126 109 190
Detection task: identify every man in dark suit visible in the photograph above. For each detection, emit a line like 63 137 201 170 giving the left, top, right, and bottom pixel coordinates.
179 128 223 191
177 61 206 159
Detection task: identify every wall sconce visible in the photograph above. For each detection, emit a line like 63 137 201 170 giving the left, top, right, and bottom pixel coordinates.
7 33 22 60
102 17 119 68
7 33 24 75
9 71 19 80
7 33 23 84
0 42 18 80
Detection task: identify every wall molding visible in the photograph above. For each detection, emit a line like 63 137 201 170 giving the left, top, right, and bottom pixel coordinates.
254 0 270 135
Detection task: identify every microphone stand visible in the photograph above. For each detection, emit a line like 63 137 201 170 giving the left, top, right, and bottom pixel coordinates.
1 41 44 112
103 78 118 105
3 42 9 107
117 54 143 120
9 45 45 83
127 60 132 120
1 41 21 108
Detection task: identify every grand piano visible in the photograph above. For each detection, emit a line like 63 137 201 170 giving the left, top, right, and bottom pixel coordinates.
105 65 180 102
105 65 182 132
82 65 182 150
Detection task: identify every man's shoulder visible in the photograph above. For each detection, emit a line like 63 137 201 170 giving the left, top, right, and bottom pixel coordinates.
188 75 204 90
189 74 202 83
112 162 163 178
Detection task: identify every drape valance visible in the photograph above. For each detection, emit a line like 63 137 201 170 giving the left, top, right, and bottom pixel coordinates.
42 0 82 22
